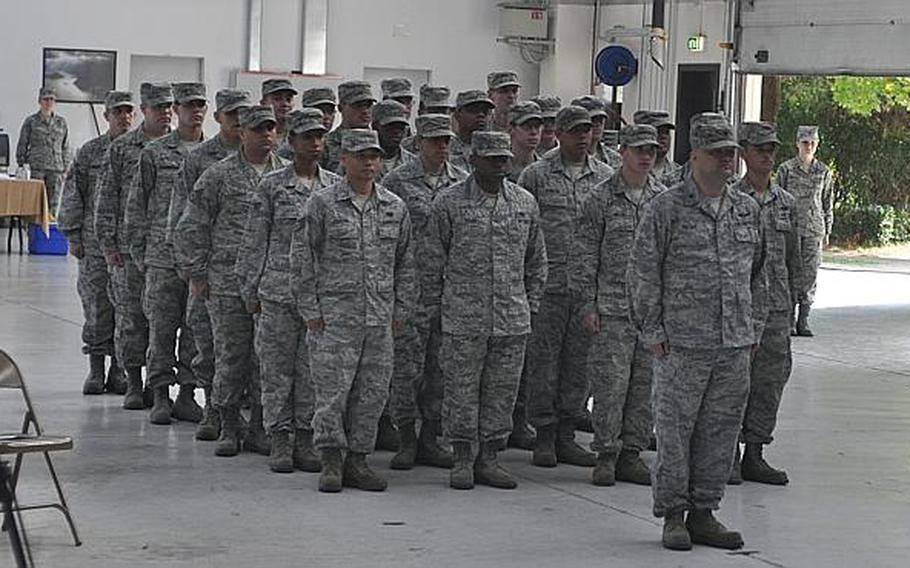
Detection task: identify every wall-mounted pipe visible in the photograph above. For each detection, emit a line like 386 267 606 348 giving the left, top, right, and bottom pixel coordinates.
302 0 328 75
247 0 262 72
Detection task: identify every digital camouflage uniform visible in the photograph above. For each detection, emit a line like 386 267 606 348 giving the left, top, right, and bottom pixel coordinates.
16 109 69 212
382 155 468 427
517 150 613 430
292 178 416 453
237 164 338 433
126 129 203 389
174 148 285 413
58 132 115 356
734 176 801 445
425 176 548 449
629 175 768 517
580 169 664 457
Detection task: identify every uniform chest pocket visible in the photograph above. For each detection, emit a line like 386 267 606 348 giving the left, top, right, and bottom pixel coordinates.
540 193 569 208
379 220 400 240
734 226 759 243
606 211 635 233
774 213 792 232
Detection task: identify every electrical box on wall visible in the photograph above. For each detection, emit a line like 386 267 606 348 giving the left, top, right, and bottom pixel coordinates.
499 4 549 40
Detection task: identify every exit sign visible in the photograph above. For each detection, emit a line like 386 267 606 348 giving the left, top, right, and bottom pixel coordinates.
687 34 706 52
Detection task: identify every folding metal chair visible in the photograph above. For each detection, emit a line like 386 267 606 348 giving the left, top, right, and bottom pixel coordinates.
0 349 81 548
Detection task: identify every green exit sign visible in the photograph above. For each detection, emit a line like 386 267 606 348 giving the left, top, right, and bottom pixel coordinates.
687 34 706 52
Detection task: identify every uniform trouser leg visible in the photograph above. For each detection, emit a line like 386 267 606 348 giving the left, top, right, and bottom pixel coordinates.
441 333 527 446
799 235 823 306
186 294 215 389
390 317 444 424
526 294 591 428
143 267 192 389
742 311 792 445
33 170 63 214
108 258 148 368
590 316 653 455
651 347 750 517
207 294 256 412
418 321 444 422
257 300 312 433
77 254 115 356
309 324 394 453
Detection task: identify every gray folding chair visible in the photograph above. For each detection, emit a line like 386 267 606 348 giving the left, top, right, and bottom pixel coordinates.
0 349 81 548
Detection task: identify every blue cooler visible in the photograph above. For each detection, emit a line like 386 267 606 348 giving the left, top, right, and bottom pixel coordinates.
28 222 69 255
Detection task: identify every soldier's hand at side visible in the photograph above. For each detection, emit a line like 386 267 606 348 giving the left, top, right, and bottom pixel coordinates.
69 243 84 260
177 269 190 282
393 319 406 334
582 312 601 335
823 234 830 248
245 300 261 314
104 250 124 268
190 277 209 300
649 342 669 357
751 343 760 356
307 318 325 333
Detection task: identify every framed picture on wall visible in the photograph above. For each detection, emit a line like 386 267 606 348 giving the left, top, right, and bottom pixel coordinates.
42 47 117 104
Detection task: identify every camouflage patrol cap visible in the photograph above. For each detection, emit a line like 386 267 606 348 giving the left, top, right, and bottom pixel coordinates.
471 131 513 158
371 100 410 127
420 85 453 109
509 101 543 126
381 77 414 99
300 87 336 108
455 90 494 110
602 129 619 147
531 95 562 119
104 91 134 111
555 105 592 132
571 95 608 118
797 125 819 142
487 71 521 90
338 81 375 106
173 82 207 104
416 114 455 139
738 121 780 146
633 109 675 129
215 89 252 113
620 124 659 148
261 78 298 97
342 128 382 154
689 112 739 151
239 105 277 129
288 108 327 135
38 87 56 100
140 82 174 106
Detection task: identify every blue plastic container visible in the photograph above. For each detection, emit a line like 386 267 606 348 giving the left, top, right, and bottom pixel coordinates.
28 222 69 256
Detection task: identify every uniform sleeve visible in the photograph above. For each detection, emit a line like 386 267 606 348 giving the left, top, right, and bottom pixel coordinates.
775 162 789 191
523 200 548 314
822 168 835 238
16 117 31 166
291 196 325 321
393 207 417 323
61 119 71 171
577 194 606 316
750 206 770 342
785 198 803 307
236 182 272 306
516 166 539 200
629 201 668 347
174 168 219 280
167 159 196 263
57 146 86 244
94 145 120 254
422 196 452 309
125 148 155 265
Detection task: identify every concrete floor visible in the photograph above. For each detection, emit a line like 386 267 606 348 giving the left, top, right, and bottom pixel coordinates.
1 246 909 567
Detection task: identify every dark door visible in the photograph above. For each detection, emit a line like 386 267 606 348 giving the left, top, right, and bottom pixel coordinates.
674 64 720 164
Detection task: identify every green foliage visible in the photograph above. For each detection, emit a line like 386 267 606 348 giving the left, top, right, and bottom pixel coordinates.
831 77 910 116
831 201 910 247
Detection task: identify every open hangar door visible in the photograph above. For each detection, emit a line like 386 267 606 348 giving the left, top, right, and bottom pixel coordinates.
734 0 910 76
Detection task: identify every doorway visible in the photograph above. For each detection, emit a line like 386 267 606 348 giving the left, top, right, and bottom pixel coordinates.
674 63 720 164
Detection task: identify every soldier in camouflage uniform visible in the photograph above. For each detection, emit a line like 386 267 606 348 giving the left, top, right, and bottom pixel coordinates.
370 100 418 179
300 87 338 132
382 114 468 470
59 91 134 396
601 129 619 151
518 106 613 469
95 82 173 410
531 95 562 154
322 81 376 173
381 77 415 117
237 109 338 474
571 95 621 171
16 87 70 214
731 122 801 486
425 131 548 490
776 125 834 337
260 78 297 149
634 110 682 187
449 90 494 172
292 129 416 493
629 112 768 551
401 85 454 154
175 106 286 458
579 124 665 487
487 71 521 133
126 82 208 426
507 101 543 183
168 89 252 441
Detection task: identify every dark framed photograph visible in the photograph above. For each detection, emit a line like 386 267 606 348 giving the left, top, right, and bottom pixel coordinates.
42 47 117 104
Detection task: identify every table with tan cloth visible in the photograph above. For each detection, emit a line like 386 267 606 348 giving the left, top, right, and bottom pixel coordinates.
0 178 51 235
